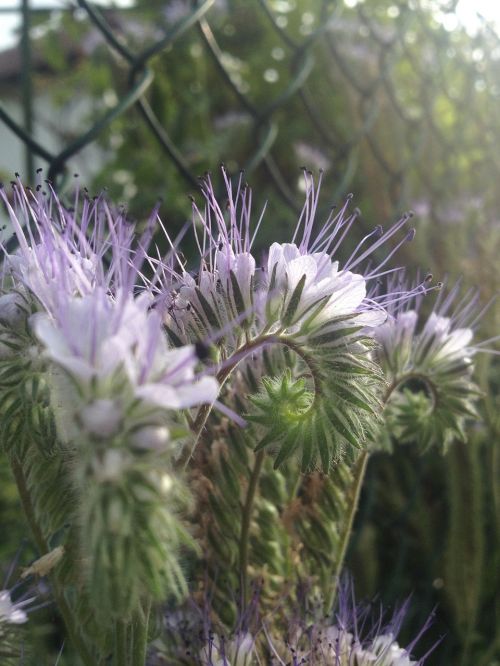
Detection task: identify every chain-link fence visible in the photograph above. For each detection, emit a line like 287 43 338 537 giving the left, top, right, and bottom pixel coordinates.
2 0 499 336
2 1 500 232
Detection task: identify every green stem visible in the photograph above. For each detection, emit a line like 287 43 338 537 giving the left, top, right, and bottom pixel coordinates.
239 449 265 608
182 335 277 469
131 600 151 666
114 619 129 666
325 371 434 611
183 333 320 469
11 457 46 554
326 450 370 612
383 372 438 410
10 457 95 666
180 400 212 470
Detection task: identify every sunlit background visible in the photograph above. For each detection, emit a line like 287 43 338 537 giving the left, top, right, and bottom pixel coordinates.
3 0 500 48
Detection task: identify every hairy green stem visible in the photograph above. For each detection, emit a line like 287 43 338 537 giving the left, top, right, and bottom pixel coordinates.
11 457 46 554
383 371 438 409
239 449 265 608
131 600 151 666
10 457 95 666
325 373 415 611
182 335 277 469
114 620 129 666
327 449 369 611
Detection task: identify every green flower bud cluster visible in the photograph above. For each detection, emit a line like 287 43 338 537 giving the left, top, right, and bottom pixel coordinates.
0 291 55 458
248 326 384 472
375 297 483 452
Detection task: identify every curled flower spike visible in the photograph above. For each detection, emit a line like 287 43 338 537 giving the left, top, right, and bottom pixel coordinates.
374 275 498 451
148 169 423 471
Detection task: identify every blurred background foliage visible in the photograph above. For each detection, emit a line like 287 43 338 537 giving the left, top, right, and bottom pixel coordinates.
0 0 499 664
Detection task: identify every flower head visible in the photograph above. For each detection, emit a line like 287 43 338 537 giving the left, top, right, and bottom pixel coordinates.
375 273 499 379
270 576 434 666
373 275 498 450
0 589 31 625
1 179 219 441
160 170 419 346
1 179 139 314
160 576 433 665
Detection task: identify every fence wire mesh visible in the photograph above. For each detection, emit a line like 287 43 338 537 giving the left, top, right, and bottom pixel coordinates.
0 0 499 332
2 1 500 234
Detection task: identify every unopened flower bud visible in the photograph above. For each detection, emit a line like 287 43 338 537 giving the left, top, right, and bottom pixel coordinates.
0 335 16 359
0 292 27 328
78 399 122 439
131 425 170 450
93 449 127 482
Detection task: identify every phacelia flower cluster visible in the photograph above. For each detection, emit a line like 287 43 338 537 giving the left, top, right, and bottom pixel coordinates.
373 275 497 450
0 168 490 649
160 170 414 347
161 577 433 665
148 170 431 470
0 177 219 620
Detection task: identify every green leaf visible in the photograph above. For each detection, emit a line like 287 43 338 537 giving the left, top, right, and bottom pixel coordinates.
273 428 300 468
195 287 220 330
310 326 363 346
324 402 363 450
282 274 307 326
335 383 378 413
301 416 315 471
164 324 184 347
230 270 250 326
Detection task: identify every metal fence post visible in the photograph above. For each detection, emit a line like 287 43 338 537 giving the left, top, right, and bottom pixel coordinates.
21 0 34 182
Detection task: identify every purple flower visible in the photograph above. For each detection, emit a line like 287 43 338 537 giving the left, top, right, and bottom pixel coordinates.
267 576 434 666
1 179 219 445
266 241 384 328
1 181 137 314
375 276 499 375
372 276 498 450
0 589 32 625
160 169 418 348
161 577 434 665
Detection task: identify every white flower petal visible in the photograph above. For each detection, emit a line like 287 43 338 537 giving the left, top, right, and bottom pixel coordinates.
439 327 473 356
286 255 319 290
356 307 387 327
136 376 218 409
